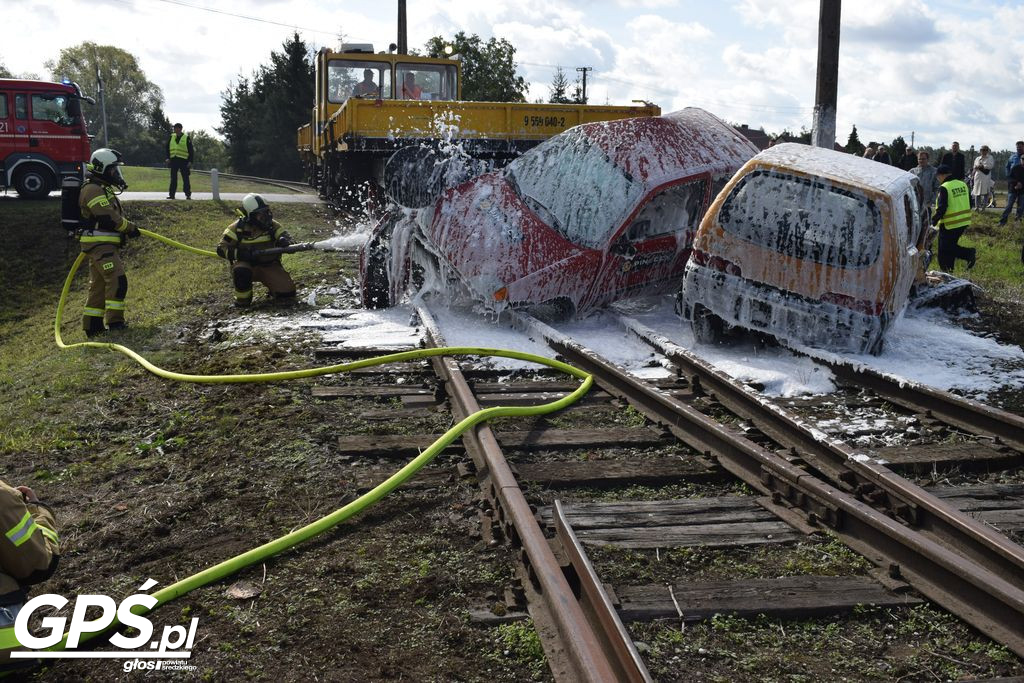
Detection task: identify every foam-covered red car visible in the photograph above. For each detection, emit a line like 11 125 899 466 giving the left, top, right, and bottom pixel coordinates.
360 108 758 317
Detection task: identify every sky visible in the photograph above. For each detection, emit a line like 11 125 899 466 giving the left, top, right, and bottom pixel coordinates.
3 0 1023 150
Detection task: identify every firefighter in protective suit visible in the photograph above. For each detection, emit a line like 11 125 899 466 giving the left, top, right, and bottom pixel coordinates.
0 481 59 674
78 148 140 336
217 193 297 306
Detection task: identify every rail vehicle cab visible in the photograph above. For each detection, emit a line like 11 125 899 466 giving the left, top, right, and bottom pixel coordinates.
679 143 927 356
0 78 93 198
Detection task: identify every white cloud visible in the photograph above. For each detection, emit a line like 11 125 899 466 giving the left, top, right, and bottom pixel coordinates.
2 0 1021 149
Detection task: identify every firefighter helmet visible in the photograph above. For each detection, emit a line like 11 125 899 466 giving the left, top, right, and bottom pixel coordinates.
241 193 273 228
87 148 128 190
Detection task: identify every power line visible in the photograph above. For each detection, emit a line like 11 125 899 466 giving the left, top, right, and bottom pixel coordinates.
518 60 813 114
147 0 338 36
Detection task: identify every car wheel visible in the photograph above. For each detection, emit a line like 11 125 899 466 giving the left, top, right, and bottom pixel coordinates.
14 166 52 199
527 298 575 323
691 304 726 345
361 230 392 309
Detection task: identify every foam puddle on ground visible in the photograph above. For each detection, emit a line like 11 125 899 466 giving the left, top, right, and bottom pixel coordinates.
623 295 1024 401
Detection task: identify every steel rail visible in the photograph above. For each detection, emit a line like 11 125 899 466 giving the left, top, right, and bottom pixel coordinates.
616 314 1024 589
812 353 1024 454
415 305 649 682
554 500 652 683
512 311 1024 658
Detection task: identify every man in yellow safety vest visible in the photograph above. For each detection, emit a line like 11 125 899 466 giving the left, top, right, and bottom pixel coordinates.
165 122 194 200
932 164 977 272
0 480 59 675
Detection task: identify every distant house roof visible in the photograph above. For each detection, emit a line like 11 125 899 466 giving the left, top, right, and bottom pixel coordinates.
735 124 771 151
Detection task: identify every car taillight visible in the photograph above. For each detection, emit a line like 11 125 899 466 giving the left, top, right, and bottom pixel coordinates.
821 292 883 316
691 249 741 276
493 287 508 302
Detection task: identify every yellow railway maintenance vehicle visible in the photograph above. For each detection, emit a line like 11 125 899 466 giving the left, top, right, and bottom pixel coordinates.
297 44 660 207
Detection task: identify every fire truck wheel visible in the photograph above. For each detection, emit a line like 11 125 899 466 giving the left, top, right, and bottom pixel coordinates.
14 166 53 199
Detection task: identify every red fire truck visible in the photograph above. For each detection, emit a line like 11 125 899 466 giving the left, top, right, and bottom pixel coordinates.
0 78 94 199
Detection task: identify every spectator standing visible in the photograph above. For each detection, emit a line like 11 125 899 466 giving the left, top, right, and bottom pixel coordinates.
875 144 892 165
940 141 966 181
911 151 939 223
863 146 876 160
1005 140 1024 199
165 123 194 200
999 149 1024 226
900 147 917 171
972 145 996 211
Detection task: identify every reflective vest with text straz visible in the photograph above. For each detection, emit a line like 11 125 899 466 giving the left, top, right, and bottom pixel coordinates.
169 133 190 160
936 179 971 230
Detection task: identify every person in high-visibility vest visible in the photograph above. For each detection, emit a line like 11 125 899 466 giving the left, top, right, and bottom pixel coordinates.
932 164 977 272
0 480 59 675
165 122 194 200
79 148 141 337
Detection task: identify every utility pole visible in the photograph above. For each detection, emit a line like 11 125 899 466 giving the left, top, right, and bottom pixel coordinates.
397 0 407 55
95 56 109 148
810 0 840 150
576 66 592 104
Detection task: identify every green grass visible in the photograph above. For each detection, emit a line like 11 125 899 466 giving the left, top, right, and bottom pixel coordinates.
0 199 330 454
120 165 300 194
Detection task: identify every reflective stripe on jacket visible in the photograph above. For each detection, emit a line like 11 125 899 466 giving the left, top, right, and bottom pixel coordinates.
168 133 190 159
219 218 287 264
0 482 59 605
78 181 131 247
936 179 971 230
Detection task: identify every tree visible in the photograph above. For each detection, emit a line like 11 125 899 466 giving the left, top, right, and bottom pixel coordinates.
845 125 865 155
0 62 11 78
548 67 572 104
218 32 314 179
889 135 908 163
424 32 527 102
189 130 229 171
45 43 165 165
571 75 585 105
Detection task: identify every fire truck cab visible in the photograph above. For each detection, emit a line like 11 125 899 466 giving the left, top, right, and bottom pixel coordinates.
0 79 93 199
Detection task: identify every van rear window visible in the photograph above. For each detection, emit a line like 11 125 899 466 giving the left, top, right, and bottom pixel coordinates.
719 169 881 268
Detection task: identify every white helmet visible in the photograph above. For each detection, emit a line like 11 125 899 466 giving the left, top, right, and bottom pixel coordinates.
241 193 272 228
88 148 127 190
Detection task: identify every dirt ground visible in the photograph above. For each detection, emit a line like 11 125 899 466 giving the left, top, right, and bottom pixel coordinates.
4 199 1024 681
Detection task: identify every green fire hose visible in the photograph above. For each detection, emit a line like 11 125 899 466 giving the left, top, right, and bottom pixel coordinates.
43 228 593 651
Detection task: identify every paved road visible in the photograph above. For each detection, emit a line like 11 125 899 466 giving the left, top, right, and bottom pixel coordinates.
119 192 323 204
1 191 322 204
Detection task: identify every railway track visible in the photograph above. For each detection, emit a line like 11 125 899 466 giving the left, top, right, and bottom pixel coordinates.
307 301 1024 680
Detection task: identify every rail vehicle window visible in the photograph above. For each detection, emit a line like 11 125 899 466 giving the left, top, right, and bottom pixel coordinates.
31 93 74 125
504 127 643 250
396 63 457 101
0 94 7 119
719 169 881 269
327 60 392 103
626 179 708 242
15 94 27 119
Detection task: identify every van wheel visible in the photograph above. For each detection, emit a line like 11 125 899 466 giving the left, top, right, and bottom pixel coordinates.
867 335 884 356
14 167 53 199
691 304 726 345
361 233 392 309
